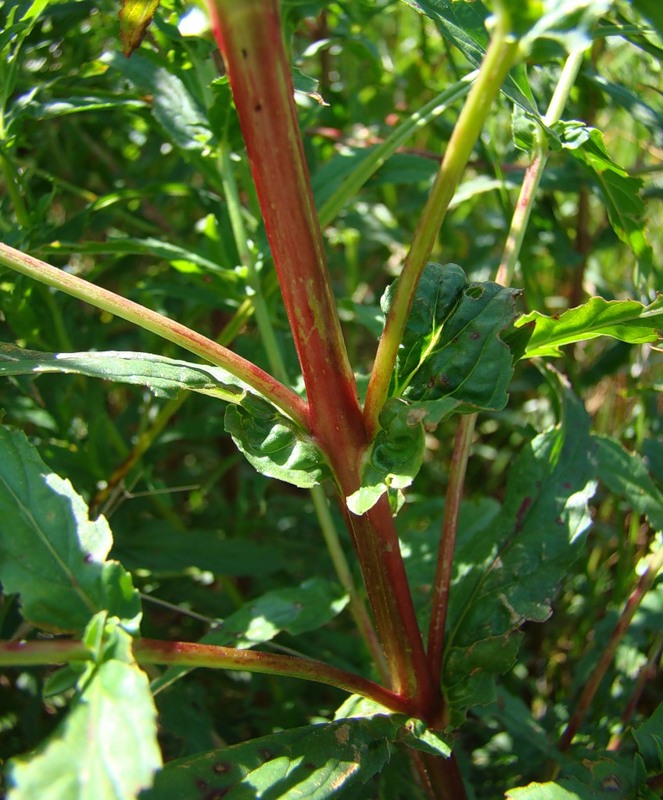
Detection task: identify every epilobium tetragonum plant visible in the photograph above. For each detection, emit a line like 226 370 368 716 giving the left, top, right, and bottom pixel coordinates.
0 0 661 797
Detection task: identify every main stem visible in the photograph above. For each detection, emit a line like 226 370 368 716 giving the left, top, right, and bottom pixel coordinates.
207 0 433 708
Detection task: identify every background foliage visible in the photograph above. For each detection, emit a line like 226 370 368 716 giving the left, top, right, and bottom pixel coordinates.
0 0 661 797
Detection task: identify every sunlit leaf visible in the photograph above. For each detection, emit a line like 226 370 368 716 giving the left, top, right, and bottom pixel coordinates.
7 621 160 800
119 0 161 57
518 296 663 357
0 426 140 633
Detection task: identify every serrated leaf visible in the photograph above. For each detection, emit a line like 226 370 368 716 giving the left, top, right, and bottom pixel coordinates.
347 398 426 515
225 397 330 489
594 435 663 532
119 0 161 57
140 715 433 800
8 625 160 800
517 296 663 357
0 344 248 402
556 122 654 276
0 426 140 633
387 263 526 411
443 378 597 724
152 578 348 692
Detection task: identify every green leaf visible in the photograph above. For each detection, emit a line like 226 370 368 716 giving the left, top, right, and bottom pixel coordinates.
104 50 210 152
632 0 663 40
225 397 330 489
517 296 663 358
516 0 614 55
443 377 597 724
140 715 430 800
556 122 654 277
594 435 663 532
0 344 248 403
0 426 140 633
152 578 348 693
633 702 663 770
347 398 426 515
506 783 588 799
8 622 161 800
119 0 162 57
387 263 526 411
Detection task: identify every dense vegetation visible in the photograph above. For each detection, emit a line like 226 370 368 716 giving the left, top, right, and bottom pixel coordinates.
0 0 661 798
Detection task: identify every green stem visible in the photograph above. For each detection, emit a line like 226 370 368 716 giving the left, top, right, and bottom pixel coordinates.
0 146 30 228
427 413 476 694
364 20 519 438
0 242 308 428
495 46 588 287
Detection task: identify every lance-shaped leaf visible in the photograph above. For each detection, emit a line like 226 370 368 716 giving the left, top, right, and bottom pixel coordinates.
119 0 161 57
7 619 161 800
517 296 663 358
0 344 247 402
443 379 597 725
555 122 654 277
225 396 330 489
152 578 348 693
385 263 527 412
0 426 140 633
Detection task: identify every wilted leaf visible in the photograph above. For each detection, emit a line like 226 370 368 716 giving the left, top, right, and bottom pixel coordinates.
0 426 140 633
7 623 160 800
152 578 348 692
443 377 597 724
518 296 663 357
119 0 161 57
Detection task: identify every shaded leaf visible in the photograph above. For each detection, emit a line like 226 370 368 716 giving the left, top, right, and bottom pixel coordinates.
0 426 140 633
443 377 597 724
119 0 161 57
517 296 663 357
594 434 663 532
104 50 210 152
22 95 147 119
225 397 330 489
8 621 160 800
633 702 663 770
556 122 654 276
152 578 348 693
632 0 663 40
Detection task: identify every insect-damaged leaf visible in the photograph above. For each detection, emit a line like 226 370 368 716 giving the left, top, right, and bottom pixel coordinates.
119 0 161 57
442 376 597 725
0 426 140 633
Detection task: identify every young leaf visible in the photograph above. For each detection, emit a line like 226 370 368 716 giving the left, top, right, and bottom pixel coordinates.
593 434 663 532
152 578 348 692
7 621 161 800
443 378 597 724
555 122 654 277
517 296 663 358
347 398 426 515
0 426 140 633
225 397 330 489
